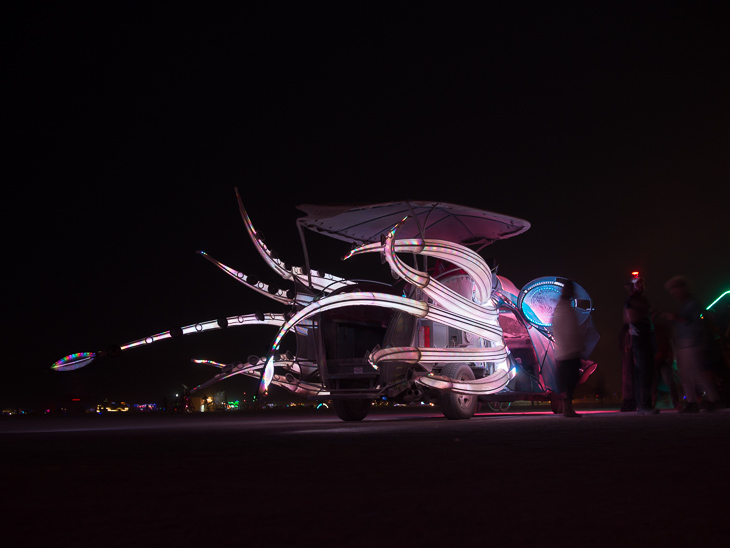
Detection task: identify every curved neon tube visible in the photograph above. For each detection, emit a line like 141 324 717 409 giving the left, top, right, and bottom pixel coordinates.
54 196 522 401
707 290 729 310
236 188 355 294
198 251 294 305
346 238 493 304
416 368 515 395
258 218 510 395
52 313 288 370
260 292 430 392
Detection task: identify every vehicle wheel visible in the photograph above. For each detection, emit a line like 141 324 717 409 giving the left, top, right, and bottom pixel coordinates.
487 401 512 412
550 397 564 414
438 363 478 420
333 398 372 421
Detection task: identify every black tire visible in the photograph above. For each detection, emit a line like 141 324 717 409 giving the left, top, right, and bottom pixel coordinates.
438 363 478 420
550 397 564 414
333 399 372 421
487 401 512 412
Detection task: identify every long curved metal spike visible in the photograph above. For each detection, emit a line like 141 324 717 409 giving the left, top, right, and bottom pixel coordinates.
189 374 230 394
235 188 294 282
197 251 294 305
191 359 227 369
290 267 356 294
235 187 355 295
50 313 287 370
190 361 265 393
270 376 329 398
119 313 286 352
192 356 326 397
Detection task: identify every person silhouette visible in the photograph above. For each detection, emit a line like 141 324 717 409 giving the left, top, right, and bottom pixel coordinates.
552 281 584 418
619 318 637 411
624 273 659 414
665 276 723 412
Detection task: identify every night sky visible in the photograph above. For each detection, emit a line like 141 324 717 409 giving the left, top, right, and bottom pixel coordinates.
5 4 729 408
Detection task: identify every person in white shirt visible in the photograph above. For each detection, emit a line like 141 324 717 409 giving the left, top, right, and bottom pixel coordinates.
552 281 585 417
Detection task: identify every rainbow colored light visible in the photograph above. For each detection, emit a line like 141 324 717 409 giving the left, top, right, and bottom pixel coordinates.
52 352 96 371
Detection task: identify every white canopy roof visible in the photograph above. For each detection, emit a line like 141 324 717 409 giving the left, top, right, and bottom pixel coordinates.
297 201 530 247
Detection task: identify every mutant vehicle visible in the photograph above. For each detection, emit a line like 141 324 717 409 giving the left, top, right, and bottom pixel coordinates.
53 190 599 420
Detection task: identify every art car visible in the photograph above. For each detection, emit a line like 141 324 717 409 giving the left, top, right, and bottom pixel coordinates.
52 191 599 421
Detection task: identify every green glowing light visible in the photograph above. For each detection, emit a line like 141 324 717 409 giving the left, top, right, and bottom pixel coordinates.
706 290 729 310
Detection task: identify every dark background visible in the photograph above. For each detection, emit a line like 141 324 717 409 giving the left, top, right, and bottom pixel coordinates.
5 4 729 408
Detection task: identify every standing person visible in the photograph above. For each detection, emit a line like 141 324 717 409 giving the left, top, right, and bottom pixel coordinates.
652 311 682 409
619 316 637 411
552 281 584 418
624 273 660 414
664 276 723 412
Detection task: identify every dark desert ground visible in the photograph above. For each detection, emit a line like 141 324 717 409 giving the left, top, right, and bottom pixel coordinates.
2 405 729 547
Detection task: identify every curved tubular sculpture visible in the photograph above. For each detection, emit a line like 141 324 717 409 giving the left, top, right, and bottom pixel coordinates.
260 291 431 391
53 193 578 408
235 188 355 295
370 345 506 366
197 251 295 305
51 312 288 371
52 190 355 378
419 368 514 396
193 357 327 398
345 239 493 304
191 359 266 393
354 222 508 369
258 217 511 396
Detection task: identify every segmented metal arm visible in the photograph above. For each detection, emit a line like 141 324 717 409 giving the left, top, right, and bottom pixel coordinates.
51 313 287 371
236 187 355 294
198 251 295 305
192 357 327 397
